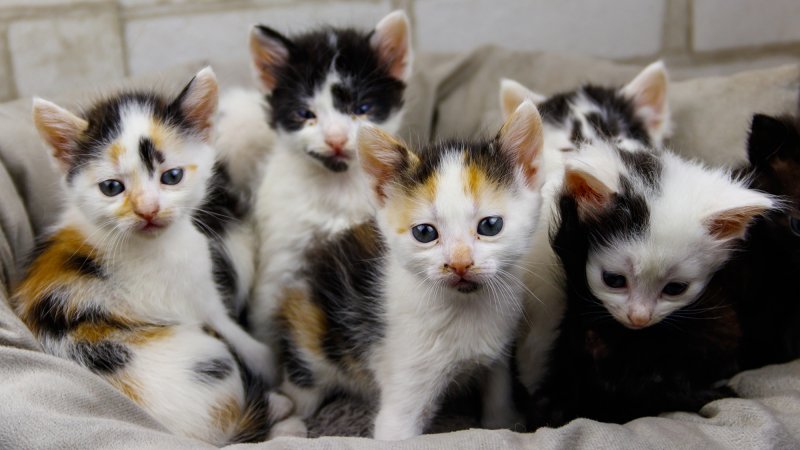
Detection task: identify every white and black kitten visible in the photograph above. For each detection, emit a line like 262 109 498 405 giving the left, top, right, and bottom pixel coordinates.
247 11 413 342
526 140 775 427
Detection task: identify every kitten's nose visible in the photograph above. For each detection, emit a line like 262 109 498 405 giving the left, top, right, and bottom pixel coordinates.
627 311 651 328
447 262 473 277
135 205 160 221
446 243 474 277
325 134 348 153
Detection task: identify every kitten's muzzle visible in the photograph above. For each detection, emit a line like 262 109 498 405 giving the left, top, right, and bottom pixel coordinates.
307 149 350 173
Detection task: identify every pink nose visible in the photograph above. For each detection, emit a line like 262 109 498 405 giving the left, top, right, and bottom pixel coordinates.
325 134 347 153
627 312 651 327
446 261 473 277
135 206 159 221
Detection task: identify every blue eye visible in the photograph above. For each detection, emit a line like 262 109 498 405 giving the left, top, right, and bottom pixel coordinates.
662 282 689 296
355 103 371 115
477 216 503 236
602 271 626 289
160 168 183 185
296 109 316 120
99 179 124 197
412 224 438 243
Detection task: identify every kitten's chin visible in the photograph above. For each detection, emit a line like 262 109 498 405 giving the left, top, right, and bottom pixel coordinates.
448 279 481 294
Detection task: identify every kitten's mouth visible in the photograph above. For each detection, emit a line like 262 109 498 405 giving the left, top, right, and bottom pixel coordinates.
138 220 167 235
449 278 480 293
307 150 350 173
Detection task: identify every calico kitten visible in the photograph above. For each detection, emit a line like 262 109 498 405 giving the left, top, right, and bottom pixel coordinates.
498 61 671 394
527 140 775 427
723 110 800 369
13 68 290 444
277 101 545 440
248 11 413 343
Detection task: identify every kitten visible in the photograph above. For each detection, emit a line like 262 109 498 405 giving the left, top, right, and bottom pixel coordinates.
722 109 800 369
276 101 545 440
247 11 413 343
13 68 289 444
527 140 775 427
498 61 671 394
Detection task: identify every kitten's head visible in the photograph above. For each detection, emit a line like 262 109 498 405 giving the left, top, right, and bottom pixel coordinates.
358 101 544 296
250 11 411 173
556 142 774 329
33 67 218 238
500 61 670 155
747 111 800 234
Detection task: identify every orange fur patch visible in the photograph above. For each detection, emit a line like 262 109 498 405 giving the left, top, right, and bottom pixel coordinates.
280 288 326 358
71 322 118 343
109 142 125 164
126 325 173 345
107 373 143 405
211 395 242 433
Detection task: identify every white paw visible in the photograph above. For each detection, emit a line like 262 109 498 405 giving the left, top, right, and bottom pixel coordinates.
373 411 419 441
267 392 294 422
268 416 308 439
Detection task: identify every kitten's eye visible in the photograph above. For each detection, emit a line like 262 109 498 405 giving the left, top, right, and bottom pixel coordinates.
790 216 800 236
354 103 372 115
477 216 504 236
602 271 627 289
412 224 438 243
160 168 184 185
662 282 689 296
296 109 316 121
98 179 124 197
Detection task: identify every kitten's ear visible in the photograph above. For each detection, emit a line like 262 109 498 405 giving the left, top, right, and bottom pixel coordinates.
705 201 773 241
32 97 88 171
250 24 292 92
370 10 413 81
358 125 415 205
621 60 670 145
499 78 546 120
747 114 789 167
562 146 620 220
497 100 544 187
171 67 219 140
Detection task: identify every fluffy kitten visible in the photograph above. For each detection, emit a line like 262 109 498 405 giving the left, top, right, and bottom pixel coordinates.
527 140 775 427
276 101 545 440
722 109 800 369
248 11 413 343
13 68 288 444
499 61 671 394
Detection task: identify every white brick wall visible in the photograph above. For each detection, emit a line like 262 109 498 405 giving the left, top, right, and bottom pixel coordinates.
415 0 666 58
0 0 798 101
693 0 800 52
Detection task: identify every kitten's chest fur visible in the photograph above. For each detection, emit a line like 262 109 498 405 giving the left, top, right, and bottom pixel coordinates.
104 220 216 321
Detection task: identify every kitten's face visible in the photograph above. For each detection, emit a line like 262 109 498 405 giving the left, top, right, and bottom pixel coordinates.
33 68 219 239
250 11 411 173
359 101 544 297
559 144 773 329
69 105 214 237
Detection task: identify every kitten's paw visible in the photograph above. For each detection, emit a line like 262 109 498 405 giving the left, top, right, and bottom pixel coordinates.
267 392 295 422
268 416 307 439
372 411 419 441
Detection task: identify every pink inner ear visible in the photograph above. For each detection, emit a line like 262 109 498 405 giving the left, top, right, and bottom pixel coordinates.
250 30 289 92
565 170 613 218
371 22 409 80
706 205 767 240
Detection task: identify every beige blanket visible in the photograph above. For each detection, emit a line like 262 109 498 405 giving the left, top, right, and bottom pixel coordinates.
1 47 799 449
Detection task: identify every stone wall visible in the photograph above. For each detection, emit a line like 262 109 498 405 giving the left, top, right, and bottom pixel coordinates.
0 0 798 101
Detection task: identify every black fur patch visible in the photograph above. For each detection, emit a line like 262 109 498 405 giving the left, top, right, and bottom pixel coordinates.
259 26 405 132
72 340 132 373
64 254 105 279
280 334 316 388
67 91 193 182
194 357 234 382
138 137 164 176
31 293 110 338
618 149 663 192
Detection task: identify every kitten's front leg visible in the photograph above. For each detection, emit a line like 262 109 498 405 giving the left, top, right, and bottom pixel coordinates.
372 365 450 440
481 357 524 430
208 311 276 385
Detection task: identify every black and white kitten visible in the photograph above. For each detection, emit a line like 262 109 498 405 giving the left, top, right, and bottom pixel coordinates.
247 11 413 343
527 140 775 427
499 61 672 394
